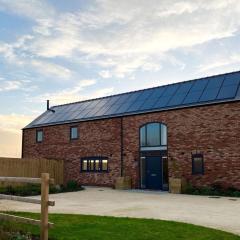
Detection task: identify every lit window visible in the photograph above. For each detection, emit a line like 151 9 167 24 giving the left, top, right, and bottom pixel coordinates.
81 157 108 172
70 126 78 140
36 130 43 143
192 154 204 175
82 160 88 171
102 160 108 171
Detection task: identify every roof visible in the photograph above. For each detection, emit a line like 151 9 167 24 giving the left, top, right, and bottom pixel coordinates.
25 70 240 129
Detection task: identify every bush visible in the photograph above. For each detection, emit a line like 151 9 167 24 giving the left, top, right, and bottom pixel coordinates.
184 183 240 197
0 181 83 197
66 180 79 191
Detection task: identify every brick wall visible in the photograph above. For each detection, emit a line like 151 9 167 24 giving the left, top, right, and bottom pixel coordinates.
23 101 240 189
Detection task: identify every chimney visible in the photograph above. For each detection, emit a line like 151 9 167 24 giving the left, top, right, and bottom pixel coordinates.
47 100 50 110
47 100 55 113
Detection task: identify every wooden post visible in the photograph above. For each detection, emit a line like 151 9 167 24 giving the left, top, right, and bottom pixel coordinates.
40 173 49 240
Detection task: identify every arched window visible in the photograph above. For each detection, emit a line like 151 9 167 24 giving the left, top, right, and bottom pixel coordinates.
140 123 167 147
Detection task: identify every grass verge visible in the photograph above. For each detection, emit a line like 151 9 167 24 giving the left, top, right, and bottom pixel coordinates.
0 212 239 240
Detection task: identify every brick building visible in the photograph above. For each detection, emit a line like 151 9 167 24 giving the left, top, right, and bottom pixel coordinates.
22 71 240 190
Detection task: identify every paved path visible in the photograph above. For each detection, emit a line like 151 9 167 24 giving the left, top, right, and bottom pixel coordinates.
0 187 240 235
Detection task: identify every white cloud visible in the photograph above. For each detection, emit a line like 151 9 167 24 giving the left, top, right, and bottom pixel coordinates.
99 70 112 79
0 0 55 20
1 0 240 79
31 60 72 79
24 0 240 78
197 53 240 74
0 81 22 91
31 79 98 105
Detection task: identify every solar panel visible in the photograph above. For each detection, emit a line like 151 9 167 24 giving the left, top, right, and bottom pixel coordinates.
175 82 193 94
206 76 224 89
103 96 120 106
217 85 238 99
199 88 219 102
136 89 155 101
223 73 240 86
126 100 145 112
98 103 122 116
167 93 187 106
161 84 179 96
114 102 133 114
183 91 202 104
190 79 208 92
154 95 172 108
236 84 240 98
150 87 166 99
25 71 240 128
139 98 159 110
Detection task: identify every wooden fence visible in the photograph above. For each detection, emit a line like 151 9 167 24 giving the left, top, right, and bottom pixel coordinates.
0 158 64 186
0 173 55 240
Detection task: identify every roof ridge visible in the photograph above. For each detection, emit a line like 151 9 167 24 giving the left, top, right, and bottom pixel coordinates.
52 70 240 108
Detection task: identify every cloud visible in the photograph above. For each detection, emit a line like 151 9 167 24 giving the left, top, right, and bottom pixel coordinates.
0 36 73 80
1 0 240 79
30 79 98 105
0 81 23 91
23 0 240 78
98 70 112 79
0 0 55 20
0 79 37 92
31 60 72 79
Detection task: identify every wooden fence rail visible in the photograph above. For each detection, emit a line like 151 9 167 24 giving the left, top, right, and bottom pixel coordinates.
0 173 54 240
0 158 64 186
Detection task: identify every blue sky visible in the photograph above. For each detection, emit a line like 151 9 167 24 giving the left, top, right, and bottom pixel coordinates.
1 0 240 157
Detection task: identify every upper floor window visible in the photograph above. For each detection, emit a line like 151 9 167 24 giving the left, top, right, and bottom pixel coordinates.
36 129 43 143
81 157 108 172
70 126 78 140
140 123 167 147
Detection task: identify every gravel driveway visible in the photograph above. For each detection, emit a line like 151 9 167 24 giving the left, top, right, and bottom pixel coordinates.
0 186 239 235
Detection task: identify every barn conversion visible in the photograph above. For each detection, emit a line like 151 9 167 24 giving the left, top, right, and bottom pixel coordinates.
22 71 240 190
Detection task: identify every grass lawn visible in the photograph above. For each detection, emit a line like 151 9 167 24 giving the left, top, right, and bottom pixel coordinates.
0 212 240 240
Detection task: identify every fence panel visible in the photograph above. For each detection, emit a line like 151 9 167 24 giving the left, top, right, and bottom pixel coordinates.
0 158 64 186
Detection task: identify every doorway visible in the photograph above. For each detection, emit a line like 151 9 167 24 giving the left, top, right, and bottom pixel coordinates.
146 156 162 189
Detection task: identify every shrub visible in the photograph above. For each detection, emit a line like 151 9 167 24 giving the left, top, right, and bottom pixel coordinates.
184 183 240 197
65 180 81 192
0 181 83 197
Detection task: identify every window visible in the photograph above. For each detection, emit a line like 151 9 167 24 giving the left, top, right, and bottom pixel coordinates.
36 130 43 143
147 123 160 146
192 153 204 175
81 157 108 172
70 126 78 140
140 123 167 147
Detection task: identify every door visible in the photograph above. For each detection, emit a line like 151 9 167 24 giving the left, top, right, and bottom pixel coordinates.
146 156 162 190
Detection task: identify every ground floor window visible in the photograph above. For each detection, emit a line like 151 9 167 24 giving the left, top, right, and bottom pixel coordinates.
81 157 108 172
192 153 204 175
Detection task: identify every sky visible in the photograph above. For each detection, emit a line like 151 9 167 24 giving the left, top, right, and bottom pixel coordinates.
1 0 240 157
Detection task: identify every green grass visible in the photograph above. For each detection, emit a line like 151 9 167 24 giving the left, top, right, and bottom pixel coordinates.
1 212 240 240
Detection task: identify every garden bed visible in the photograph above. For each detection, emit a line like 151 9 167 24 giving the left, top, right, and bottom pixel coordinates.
184 184 240 197
0 180 83 197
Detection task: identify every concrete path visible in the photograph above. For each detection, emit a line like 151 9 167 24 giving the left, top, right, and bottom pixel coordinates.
0 187 239 235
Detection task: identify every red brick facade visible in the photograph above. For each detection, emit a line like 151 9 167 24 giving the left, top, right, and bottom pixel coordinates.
22 102 240 190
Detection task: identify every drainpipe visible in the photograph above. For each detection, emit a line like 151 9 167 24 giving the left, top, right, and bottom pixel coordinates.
120 117 124 177
21 129 24 158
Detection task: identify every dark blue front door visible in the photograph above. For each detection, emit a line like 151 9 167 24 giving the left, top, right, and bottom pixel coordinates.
146 156 162 190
